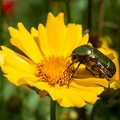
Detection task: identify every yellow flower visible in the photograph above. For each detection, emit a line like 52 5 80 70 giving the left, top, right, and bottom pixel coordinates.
0 12 109 107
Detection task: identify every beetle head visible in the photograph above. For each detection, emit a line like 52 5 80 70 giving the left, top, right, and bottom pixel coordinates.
71 52 82 63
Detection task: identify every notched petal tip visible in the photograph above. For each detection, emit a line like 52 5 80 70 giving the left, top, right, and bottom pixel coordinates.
47 12 64 24
8 22 23 32
8 27 16 36
18 22 23 26
47 12 54 20
48 12 64 18
56 12 64 19
8 27 12 31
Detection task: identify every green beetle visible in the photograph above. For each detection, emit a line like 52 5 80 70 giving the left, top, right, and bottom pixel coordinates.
67 45 116 87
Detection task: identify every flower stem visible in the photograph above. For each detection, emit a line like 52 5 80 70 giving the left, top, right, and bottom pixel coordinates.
50 98 56 120
65 0 71 23
88 0 93 34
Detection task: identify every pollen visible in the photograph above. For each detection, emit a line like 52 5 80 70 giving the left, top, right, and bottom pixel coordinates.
35 56 74 86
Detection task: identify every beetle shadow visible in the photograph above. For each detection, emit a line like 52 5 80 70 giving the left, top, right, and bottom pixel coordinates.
71 67 109 89
73 67 100 79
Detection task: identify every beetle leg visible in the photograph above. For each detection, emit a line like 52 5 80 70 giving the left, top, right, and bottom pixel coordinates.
96 65 111 89
86 67 96 76
97 66 110 81
67 61 82 87
67 58 84 87
71 57 85 78
99 73 104 78
63 62 75 74
71 61 81 78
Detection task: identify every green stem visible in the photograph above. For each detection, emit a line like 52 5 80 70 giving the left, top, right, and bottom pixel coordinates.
65 0 71 23
88 0 93 34
98 0 105 37
50 98 56 120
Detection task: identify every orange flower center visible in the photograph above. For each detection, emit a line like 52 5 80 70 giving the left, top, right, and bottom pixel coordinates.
35 56 74 86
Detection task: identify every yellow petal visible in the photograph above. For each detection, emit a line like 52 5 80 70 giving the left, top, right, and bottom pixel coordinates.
57 90 86 107
0 51 5 65
2 67 34 86
111 51 119 80
1 46 35 65
38 24 50 57
3 55 35 74
2 65 40 86
31 27 41 51
71 79 105 93
9 23 42 63
58 88 86 107
34 82 64 100
46 13 66 56
31 27 38 37
34 80 103 107
57 86 99 107
10 38 27 55
78 33 89 46
4 74 25 86
17 77 41 86
100 37 119 80
73 69 109 88
63 24 82 57
106 53 115 60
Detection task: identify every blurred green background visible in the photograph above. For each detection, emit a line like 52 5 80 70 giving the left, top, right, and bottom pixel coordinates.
0 0 120 120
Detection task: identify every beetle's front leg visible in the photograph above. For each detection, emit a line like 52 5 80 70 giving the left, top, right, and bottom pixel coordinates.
67 61 82 87
63 62 74 74
67 58 85 87
63 62 75 87
71 62 81 77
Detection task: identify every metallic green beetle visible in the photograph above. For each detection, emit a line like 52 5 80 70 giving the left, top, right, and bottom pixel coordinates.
67 44 116 86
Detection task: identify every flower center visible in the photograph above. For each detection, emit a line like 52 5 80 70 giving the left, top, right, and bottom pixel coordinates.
35 56 74 86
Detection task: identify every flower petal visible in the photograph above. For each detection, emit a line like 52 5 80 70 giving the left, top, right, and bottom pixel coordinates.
3 55 35 74
38 24 50 57
34 82 65 100
100 37 119 80
71 80 104 95
78 33 89 46
34 80 103 107
46 13 66 56
57 86 99 107
57 88 86 107
31 27 41 51
9 23 42 63
1 46 35 65
31 27 38 37
63 24 83 57
57 90 86 107
0 51 5 65
73 68 109 88
2 66 35 86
